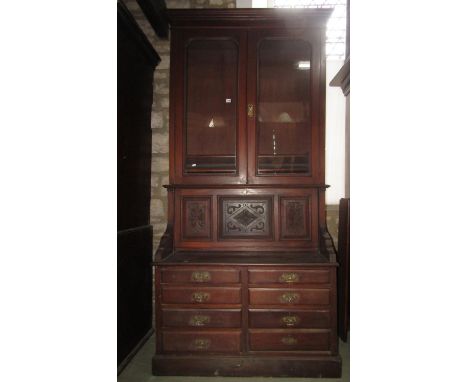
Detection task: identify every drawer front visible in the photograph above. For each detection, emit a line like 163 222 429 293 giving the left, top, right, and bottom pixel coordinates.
249 269 330 285
249 330 330 351
162 286 241 304
162 309 242 328
249 288 330 306
162 330 241 353
249 309 330 328
161 268 240 284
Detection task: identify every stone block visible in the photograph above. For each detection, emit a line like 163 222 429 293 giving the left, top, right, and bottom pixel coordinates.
152 156 169 173
152 132 169 154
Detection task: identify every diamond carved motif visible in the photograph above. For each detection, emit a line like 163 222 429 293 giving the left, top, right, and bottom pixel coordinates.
220 197 272 239
232 209 258 227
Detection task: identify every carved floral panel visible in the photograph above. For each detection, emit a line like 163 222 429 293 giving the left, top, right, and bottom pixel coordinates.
182 197 211 240
219 197 272 239
280 197 310 240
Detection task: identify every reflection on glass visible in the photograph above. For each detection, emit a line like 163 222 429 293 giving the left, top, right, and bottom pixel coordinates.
257 39 311 174
185 39 238 173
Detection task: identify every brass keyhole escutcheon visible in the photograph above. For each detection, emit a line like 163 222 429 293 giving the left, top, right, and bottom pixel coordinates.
248 104 255 118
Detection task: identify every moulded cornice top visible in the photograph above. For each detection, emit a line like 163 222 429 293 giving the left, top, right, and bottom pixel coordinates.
166 8 333 29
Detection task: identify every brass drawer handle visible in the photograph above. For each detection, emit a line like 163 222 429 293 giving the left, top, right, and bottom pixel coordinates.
281 336 298 345
193 338 211 350
279 292 300 304
192 291 210 303
281 315 300 327
191 271 211 282
279 272 300 283
189 315 211 326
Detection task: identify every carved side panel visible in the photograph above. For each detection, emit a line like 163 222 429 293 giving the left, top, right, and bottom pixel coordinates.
182 197 211 240
280 197 310 240
219 197 273 239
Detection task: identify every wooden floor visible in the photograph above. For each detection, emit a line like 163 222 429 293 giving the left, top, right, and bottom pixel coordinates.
118 334 350 382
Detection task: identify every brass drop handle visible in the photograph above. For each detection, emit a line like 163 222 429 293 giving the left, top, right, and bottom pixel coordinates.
279 272 300 283
192 291 210 303
279 292 300 304
281 336 298 345
281 315 300 327
191 271 211 282
193 338 211 350
189 315 211 326
248 104 255 118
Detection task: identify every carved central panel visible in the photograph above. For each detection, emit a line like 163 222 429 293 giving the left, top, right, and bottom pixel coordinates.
219 197 272 239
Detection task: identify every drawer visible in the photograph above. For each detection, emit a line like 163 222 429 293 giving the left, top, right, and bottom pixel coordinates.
162 286 241 304
162 309 242 328
249 269 330 285
161 267 240 284
162 330 241 353
249 309 330 328
249 288 330 306
249 330 330 351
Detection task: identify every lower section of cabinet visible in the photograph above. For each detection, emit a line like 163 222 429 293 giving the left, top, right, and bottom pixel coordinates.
153 254 340 377
152 354 342 377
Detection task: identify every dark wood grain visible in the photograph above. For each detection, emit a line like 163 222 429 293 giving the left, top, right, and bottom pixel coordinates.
117 1 158 371
337 198 350 341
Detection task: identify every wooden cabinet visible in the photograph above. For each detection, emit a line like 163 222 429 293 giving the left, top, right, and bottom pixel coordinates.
153 9 341 378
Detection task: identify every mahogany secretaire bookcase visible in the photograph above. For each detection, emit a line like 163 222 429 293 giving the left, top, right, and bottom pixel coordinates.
152 8 341 377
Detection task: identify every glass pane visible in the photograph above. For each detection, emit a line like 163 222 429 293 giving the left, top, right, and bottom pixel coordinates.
185 39 238 174
257 39 311 174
